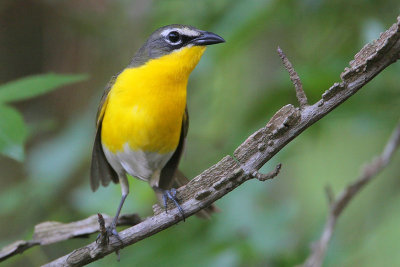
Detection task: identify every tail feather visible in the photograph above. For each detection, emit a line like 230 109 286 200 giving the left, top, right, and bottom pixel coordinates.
90 125 119 191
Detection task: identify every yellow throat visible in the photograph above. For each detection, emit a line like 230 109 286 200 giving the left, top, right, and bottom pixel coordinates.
101 46 206 154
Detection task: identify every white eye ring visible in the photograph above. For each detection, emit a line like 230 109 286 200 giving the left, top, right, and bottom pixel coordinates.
165 31 182 45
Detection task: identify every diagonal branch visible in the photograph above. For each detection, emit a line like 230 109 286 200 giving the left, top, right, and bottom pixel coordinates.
1 15 398 267
302 120 400 267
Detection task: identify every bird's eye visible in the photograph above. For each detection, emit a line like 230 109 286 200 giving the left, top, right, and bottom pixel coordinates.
167 31 181 43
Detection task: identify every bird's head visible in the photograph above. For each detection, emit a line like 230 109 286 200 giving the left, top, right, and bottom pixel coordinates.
129 24 225 74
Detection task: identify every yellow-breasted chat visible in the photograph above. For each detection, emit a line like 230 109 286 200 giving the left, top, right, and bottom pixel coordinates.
90 24 224 237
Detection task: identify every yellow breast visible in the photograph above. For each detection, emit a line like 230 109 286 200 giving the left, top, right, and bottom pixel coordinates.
101 46 206 154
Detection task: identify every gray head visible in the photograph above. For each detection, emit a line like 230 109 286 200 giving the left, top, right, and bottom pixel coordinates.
129 24 225 67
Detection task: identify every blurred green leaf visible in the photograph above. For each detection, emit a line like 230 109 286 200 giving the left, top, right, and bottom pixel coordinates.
0 105 27 161
0 73 88 103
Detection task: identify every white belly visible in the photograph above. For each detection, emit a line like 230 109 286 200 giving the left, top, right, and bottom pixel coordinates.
102 143 173 187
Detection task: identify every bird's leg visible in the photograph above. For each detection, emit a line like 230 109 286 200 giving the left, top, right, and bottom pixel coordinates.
109 192 127 235
162 188 185 221
97 175 129 244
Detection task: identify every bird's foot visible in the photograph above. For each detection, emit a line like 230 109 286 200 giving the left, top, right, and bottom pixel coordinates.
162 188 185 221
96 224 122 245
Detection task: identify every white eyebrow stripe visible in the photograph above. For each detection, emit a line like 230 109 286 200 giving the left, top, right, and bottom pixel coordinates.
180 28 201 36
161 27 200 37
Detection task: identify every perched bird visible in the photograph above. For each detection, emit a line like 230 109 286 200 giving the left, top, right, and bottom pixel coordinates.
90 24 224 237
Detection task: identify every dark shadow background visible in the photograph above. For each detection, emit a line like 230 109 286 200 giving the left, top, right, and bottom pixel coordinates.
1 0 399 266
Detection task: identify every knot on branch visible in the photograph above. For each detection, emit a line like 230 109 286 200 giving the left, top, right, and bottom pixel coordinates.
265 104 301 137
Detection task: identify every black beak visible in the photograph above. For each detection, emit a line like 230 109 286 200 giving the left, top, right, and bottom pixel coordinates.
191 31 225 46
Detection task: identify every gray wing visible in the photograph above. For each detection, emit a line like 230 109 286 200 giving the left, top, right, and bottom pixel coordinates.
157 108 219 218
158 107 189 190
90 74 120 192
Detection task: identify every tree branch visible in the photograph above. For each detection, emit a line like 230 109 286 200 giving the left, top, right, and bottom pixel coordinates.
0 213 141 262
2 15 399 267
302 120 400 267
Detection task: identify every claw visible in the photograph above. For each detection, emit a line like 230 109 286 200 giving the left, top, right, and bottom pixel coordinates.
162 188 185 221
95 233 102 244
162 194 168 213
96 224 122 245
170 188 177 197
110 227 119 237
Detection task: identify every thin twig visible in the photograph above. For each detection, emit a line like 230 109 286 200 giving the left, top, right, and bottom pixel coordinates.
302 121 400 267
251 163 282 181
95 214 108 246
324 185 334 205
277 46 308 108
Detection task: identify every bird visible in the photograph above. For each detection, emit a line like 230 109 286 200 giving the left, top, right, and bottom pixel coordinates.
90 24 225 238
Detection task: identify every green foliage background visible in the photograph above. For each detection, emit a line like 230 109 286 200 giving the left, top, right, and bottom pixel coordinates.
0 0 399 266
